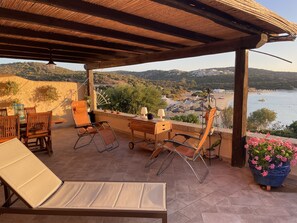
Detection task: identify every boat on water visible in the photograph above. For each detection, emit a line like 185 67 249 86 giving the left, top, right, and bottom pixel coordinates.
258 98 265 102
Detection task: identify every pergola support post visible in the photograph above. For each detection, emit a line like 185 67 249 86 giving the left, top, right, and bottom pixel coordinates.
86 69 96 111
232 49 249 167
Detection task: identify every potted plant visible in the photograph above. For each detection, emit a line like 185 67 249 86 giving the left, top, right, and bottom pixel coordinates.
246 134 297 190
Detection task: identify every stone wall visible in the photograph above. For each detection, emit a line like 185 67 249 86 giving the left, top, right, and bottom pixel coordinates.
0 75 86 127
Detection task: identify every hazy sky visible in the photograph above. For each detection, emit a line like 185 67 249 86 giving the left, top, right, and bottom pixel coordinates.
0 0 296 72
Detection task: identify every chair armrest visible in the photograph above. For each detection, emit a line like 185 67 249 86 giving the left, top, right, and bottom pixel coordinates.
75 124 92 128
164 139 196 151
174 133 201 140
92 121 109 125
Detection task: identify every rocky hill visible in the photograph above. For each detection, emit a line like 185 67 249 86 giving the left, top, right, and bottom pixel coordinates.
1 62 297 90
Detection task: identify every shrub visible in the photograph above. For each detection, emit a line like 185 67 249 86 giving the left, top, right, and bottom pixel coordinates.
34 85 59 102
170 114 200 124
0 81 19 96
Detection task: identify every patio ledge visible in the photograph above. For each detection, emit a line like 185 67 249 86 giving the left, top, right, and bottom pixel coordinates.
93 110 297 176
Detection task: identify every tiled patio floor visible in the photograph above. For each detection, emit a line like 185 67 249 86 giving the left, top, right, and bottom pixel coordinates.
1 127 297 223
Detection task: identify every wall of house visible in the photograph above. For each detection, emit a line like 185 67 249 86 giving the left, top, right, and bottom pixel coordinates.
0 75 86 127
94 110 297 177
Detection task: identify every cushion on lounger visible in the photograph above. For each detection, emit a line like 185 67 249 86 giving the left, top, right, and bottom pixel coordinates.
40 181 166 211
0 138 62 208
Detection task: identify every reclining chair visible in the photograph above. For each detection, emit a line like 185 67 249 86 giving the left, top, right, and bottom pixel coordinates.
149 108 217 183
71 100 119 152
0 138 167 223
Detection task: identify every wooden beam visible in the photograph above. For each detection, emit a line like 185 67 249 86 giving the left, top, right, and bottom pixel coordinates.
153 0 263 35
26 0 221 43
86 34 268 69
0 8 185 50
0 36 131 58
0 44 114 61
0 53 84 64
86 69 96 111
0 26 157 54
232 49 249 167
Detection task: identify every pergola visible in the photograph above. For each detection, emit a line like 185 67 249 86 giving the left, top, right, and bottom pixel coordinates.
0 0 296 167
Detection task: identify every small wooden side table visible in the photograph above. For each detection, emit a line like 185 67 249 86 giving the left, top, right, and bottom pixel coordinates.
128 117 172 150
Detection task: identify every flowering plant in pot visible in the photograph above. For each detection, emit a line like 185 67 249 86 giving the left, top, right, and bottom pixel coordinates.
245 134 297 190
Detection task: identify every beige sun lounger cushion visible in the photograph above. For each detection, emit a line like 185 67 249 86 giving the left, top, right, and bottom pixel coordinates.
0 138 166 213
0 138 62 208
40 181 166 211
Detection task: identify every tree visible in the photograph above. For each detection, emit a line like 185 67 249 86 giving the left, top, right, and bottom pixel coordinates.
247 108 277 131
288 121 297 134
170 114 200 124
221 106 233 128
106 84 167 114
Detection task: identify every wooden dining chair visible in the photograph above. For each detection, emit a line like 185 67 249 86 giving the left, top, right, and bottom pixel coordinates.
0 108 8 116
22 111 53 156
0 115 20 143
24 106 36 117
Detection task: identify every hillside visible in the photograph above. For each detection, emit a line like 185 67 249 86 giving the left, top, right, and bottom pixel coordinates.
1 62 297 90
117 67 297 90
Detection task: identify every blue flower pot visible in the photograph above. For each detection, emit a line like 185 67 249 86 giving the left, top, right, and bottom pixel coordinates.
248 160 291 187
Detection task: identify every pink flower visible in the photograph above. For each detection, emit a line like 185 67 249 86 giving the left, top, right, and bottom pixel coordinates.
269 164 275 169
265 155 271 161
267 145 272 151
276 155 282 159
251 159 257 165
291 159 297 166
284 143 292 150
244 144 249 149
262 171 268 177
266 133 271 137
281 157 288 162
254 156 259 160
255 165 262 170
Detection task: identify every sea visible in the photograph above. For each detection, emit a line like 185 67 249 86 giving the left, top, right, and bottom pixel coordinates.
246 90 297 127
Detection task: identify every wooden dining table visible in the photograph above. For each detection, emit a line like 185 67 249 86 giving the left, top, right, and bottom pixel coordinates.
20 117 66 127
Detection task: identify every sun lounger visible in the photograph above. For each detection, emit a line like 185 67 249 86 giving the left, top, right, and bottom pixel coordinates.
0 138 167 222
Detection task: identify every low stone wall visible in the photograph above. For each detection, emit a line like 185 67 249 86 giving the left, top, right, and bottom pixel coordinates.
94 110 297 177
0 75 85 127
94 110 232 160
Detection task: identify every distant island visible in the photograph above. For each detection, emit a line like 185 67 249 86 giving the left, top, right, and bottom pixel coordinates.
1 62 297 93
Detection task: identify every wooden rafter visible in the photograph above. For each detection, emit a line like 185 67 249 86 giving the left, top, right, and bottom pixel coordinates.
0 51 86 63
0 36 132 58
0 26 159 54
153 0 263 35
0 44 114 61
0 8 186 50
86 34 268 69
25 0 221 43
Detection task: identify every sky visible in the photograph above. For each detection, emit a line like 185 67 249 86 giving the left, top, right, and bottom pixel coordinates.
0 0 296 72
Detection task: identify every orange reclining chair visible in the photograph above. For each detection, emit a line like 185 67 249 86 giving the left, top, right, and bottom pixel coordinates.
71 100 119 153
148 108 217 183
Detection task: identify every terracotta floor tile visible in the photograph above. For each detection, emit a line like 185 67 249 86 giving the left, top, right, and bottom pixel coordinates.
1 127 297 222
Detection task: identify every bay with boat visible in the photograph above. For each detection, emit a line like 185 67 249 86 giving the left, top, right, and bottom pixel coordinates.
247 90 297 126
